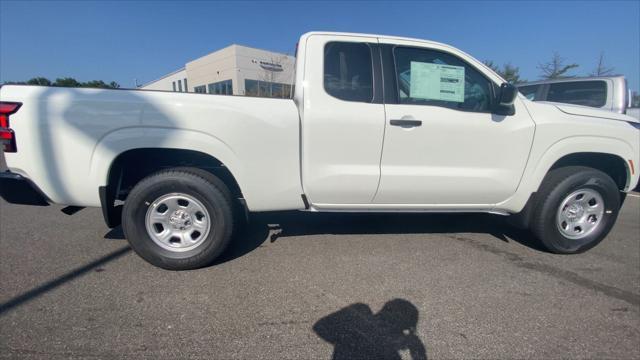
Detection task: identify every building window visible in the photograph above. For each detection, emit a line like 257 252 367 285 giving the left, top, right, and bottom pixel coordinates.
194 85 206 93
172 81 176 92
245 79 292 98
245 79 259 96
207 80 233 95
184 78 188 92
178 80 183 92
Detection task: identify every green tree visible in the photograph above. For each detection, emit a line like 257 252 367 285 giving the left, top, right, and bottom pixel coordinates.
26 77 52 86
82 80 108 88
3 77 120 88
483 60 525 84
53 77 81 87
483 60 499 72
81 80 120 89
537 52 579 79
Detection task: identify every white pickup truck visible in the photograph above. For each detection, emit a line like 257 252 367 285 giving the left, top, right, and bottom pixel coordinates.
1 32 639 270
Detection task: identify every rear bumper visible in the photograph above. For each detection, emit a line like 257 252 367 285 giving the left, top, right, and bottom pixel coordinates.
0 171 49 206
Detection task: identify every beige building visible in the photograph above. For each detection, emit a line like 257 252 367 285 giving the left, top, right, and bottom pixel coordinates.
141 45 295 98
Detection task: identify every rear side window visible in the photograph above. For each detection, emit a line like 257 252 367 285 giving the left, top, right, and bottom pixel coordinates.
324 42 373 102
547 81 607 108
518 85 540 100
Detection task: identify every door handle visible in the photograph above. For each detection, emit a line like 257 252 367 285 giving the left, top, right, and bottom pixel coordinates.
390 119 422 127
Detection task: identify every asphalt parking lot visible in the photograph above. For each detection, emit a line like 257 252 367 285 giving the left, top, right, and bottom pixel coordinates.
0 195 639 359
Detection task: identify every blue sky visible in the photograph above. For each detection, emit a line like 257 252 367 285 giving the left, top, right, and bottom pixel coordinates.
1 1 639 91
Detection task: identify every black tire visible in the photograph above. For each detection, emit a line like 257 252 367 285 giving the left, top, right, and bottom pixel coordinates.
530 166 620 254
122 167 234 270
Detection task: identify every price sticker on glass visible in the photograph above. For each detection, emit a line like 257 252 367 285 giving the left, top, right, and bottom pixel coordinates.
409 62 465 103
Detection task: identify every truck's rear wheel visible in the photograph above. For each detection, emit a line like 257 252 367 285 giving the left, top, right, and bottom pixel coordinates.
530 166 620 254
122 168 234 270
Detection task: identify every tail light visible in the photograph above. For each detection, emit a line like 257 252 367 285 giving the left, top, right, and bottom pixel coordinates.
0 102 22 152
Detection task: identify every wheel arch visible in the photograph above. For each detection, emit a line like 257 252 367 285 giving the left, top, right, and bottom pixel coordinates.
498 136 635 215
549 152 629 191
100 147 244 228
532 136 634 193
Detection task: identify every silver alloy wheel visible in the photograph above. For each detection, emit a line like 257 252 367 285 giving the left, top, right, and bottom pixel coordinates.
556 188 605 240
145 193 211 252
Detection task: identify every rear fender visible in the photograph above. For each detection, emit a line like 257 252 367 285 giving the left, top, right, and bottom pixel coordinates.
90 127 244 204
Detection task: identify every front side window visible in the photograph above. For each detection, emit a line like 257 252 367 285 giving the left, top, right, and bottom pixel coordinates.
518 84 540 101
394 47 492 112
324 42 373 102
547 81 607 108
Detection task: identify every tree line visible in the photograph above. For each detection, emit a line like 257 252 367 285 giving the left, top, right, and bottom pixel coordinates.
2 77 120 89
483 51 618 84
484 52 640 107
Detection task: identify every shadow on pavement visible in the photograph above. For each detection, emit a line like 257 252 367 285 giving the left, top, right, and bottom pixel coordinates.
103 219 272 266
104 226 125 240
0 213 540 316
104 211 545 266
314 298 428 360
0 246 131 316
257 211 544 250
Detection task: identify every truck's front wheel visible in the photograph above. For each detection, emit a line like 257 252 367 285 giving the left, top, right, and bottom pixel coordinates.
530 166 620 254
122 168 234 270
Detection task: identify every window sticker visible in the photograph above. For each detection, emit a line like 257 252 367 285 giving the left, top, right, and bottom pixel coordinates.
409 62 465 102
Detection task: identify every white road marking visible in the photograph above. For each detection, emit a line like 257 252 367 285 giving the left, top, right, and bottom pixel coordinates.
627 193 640 198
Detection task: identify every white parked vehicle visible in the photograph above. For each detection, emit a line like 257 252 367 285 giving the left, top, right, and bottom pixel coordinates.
517 76 634 116
1 32 638 270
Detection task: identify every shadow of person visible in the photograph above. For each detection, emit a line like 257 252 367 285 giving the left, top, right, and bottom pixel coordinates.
314 299 427 360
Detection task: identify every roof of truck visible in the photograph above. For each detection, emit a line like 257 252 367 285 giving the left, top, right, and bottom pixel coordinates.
518 75 626 87
300 31 452 49
299 31 506 84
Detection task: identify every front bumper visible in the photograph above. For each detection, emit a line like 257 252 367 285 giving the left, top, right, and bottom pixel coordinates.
0 171 49 206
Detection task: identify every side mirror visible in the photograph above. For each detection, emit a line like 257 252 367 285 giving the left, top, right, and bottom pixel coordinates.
498 83 518 106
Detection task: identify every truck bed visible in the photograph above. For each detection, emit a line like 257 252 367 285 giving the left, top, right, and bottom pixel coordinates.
0 85 305 211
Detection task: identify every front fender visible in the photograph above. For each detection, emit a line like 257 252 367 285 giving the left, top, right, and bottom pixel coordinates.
497 135 636 213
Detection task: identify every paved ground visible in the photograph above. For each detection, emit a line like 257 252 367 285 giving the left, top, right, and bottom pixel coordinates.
0 194 639 359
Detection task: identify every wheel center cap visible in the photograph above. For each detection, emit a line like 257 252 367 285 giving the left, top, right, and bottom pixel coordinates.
169 210 192 230
566 204 584 220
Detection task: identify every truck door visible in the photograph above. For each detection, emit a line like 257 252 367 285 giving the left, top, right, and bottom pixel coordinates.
374 43 535 206
301 35 385 205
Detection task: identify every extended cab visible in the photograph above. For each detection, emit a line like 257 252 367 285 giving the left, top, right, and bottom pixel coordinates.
1 32 639 270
